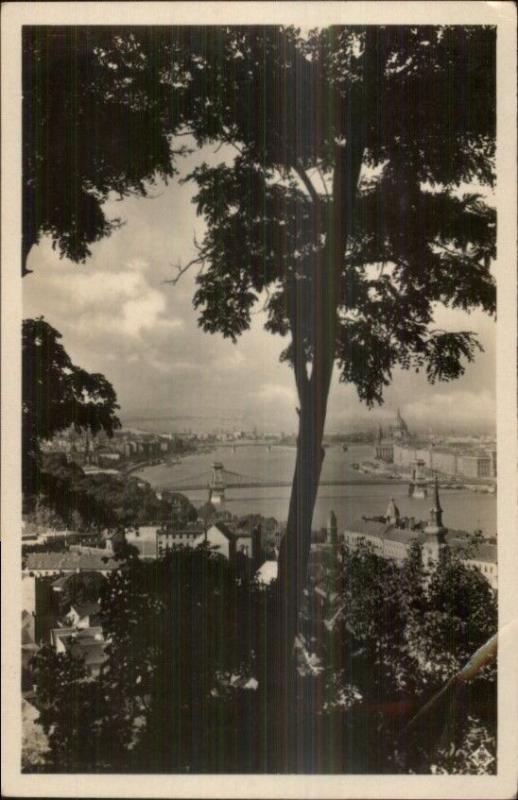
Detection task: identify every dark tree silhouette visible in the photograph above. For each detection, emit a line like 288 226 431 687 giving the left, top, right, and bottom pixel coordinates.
23 317 121 497
31 546 273 773
22 27 194 274
23 26 496 768
30 539 497 774
167 28 496 749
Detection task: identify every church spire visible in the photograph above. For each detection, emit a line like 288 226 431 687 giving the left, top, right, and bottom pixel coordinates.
385 497 400 525
430 475 443 529
422 475 447 570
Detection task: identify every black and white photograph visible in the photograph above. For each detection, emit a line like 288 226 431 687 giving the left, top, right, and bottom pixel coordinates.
2 2 517 797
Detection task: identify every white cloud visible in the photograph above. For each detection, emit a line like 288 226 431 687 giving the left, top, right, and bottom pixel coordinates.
256 383 297 405
405 389 495 425
25 254 183 342
23 165 496 432
125 257 151 272
211 349 246 371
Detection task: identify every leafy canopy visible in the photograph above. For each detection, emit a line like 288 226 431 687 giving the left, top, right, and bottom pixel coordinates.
23 317 121 495
178 26 496 404
30 539 497 774
24 26 496 405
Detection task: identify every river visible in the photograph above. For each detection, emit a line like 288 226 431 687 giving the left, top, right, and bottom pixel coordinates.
135 443 496 536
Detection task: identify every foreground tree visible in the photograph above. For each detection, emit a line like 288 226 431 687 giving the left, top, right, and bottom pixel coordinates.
24 26 496 767
174 27 496 745
22 28 192 274
30 539 497 774
23 317 121 499
302 540 497 772
31 546 272 773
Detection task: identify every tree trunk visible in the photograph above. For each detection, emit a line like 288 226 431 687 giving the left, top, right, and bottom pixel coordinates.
262 389 328 770
259 28 379 771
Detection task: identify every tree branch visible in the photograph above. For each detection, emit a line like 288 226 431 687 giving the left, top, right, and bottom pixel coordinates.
403 632 497 738
294 161 322 205
164 255 205 286
315 164 331 198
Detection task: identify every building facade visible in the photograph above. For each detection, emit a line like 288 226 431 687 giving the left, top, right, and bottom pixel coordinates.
343 484 497 589
392 442 496 479
374 409 412 463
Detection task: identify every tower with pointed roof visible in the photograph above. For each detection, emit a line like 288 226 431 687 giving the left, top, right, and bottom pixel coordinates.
422 476 447 567
385 497 400 526
391 407 411 442
375 424 394 462
327 510 338 545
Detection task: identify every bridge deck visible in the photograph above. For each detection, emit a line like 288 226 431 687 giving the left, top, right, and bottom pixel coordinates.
171 478 409 491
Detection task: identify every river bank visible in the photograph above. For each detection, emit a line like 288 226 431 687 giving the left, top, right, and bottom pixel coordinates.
134 444 497 536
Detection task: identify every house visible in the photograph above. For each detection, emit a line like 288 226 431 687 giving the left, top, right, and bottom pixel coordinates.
192 522 237 560
23 550 118 645
192 522 264 567
123 526 161 558
50 626 107 677
24 548 119 577
65 601 101 630
343 484 497 589
157 524 204 556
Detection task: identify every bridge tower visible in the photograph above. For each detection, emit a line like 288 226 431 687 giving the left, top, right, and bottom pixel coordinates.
209 461 226 505
410 458 428 499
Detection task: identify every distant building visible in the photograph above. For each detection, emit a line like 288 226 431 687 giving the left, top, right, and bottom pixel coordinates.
374 409 412 463
343 482 497 589
458 451 492 478
430 447 459 475
391 408 412 442
123 526 161 558
393 441 496 480
190 522 265 566
64 601 102 630
157 524 204 556
24 548 119 577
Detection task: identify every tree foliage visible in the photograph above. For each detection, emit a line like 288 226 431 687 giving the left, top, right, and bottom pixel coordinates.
58 571 107 611
35 453 168 530
31 546 273 773
22 317 121 497
301 540 497 773
22 28 189 272
176 26 496 402
30 540 497 774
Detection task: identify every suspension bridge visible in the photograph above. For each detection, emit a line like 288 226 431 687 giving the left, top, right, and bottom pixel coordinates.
167 461 407 496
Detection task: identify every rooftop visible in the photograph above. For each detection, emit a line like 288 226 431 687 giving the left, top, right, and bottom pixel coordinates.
51 626 107 669
346 520 496 563
68 601 101 620
25 550 119 573
256 561 278 585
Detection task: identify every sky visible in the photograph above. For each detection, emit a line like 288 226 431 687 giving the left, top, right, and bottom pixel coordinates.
23 147 497 436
